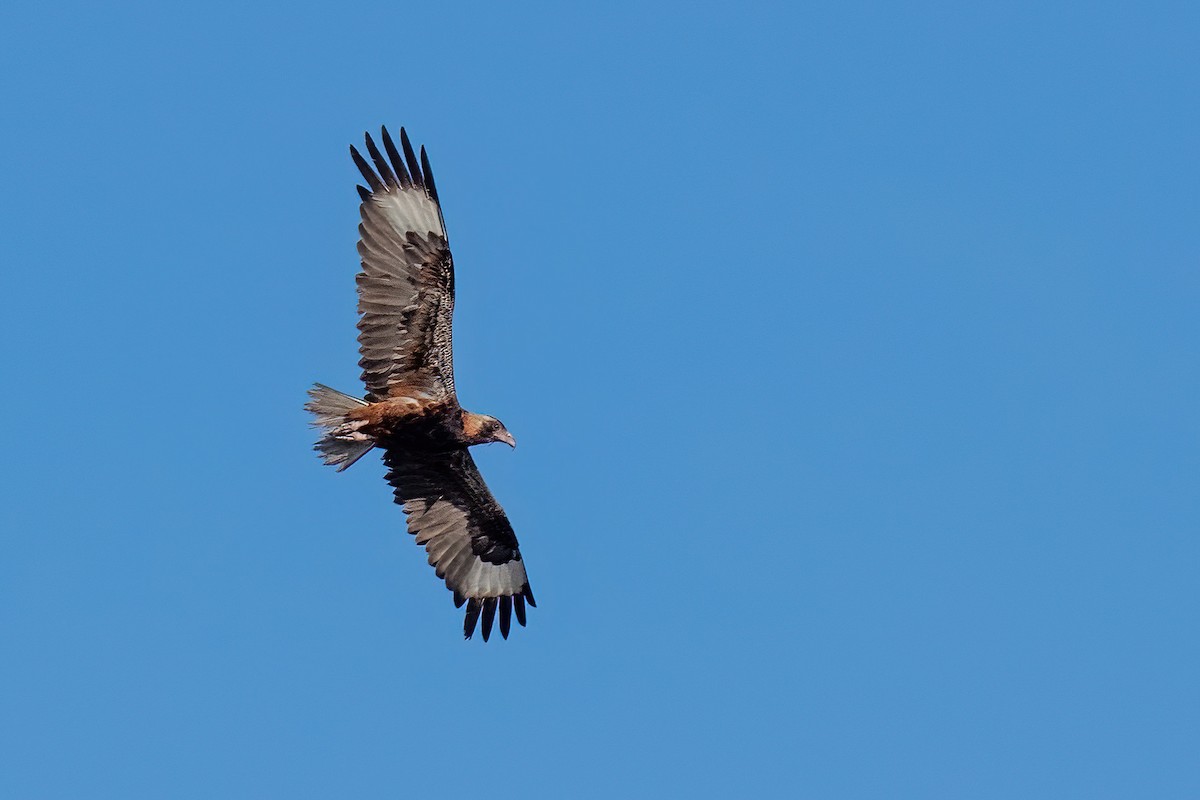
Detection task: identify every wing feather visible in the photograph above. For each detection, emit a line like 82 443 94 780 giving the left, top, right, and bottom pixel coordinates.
514 594 526 627
400 128 423 189
381 126 413 188
364 132 399 188
481 597 498 642
350 145 384 192
464 599 482 640
499 596 512 640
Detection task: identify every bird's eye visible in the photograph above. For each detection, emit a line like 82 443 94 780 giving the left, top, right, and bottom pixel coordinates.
490 421 501 431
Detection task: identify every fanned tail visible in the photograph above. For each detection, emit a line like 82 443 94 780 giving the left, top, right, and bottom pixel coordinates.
305 383 374 471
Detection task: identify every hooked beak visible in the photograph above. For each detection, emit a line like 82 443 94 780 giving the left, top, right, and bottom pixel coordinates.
496 430 516 449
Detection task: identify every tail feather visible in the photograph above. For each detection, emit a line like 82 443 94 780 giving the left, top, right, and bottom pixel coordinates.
305 383 374 471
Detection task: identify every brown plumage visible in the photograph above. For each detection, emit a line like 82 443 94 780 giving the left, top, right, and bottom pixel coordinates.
305 126 532 641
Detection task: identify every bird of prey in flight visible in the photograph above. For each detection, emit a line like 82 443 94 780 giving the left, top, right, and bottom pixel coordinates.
306 126 533 641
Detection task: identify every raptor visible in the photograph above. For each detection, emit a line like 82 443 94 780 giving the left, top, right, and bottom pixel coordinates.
306 126 533 641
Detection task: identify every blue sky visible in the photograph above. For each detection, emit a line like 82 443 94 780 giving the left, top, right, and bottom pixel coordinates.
1 2 1197 797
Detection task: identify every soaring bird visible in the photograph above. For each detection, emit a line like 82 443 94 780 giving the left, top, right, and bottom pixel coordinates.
306 126 533 641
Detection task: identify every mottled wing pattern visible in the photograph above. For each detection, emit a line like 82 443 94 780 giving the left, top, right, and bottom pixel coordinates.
351 127 456 402
383 448 535 641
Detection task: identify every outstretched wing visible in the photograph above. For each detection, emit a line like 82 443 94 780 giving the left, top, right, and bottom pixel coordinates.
351 127 456 403
383 448 535 641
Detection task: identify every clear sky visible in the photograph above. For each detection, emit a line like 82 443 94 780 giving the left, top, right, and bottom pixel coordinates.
1 2 1197 797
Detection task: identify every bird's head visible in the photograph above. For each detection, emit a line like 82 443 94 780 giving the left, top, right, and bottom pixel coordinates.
463 412 516 448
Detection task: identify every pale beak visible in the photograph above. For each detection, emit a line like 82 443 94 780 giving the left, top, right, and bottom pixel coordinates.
496 430 516 448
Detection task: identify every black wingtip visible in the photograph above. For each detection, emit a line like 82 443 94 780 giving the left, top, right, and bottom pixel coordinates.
356 184 371 202
364 131 398 188
522 584 537 608
381 126 412 188
463 598 481 640
453 590 466 609
349 145 382 191
399 127 423 189
499 596 512 639
419 145 439 203
514 594 527 627
480 597 498 642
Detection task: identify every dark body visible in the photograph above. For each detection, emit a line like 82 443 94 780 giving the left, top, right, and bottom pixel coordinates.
349 399 467 450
